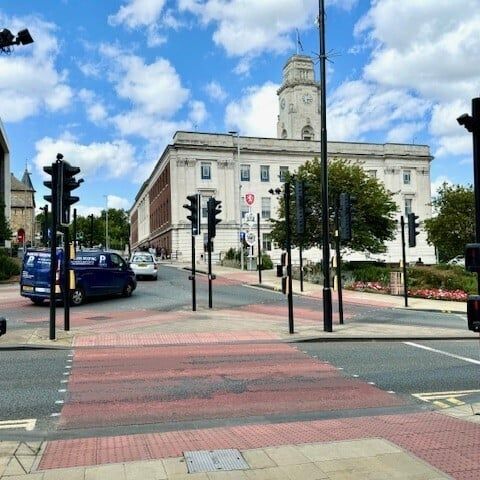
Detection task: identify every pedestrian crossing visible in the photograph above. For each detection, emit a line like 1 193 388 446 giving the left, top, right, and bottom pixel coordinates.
412 389 480 409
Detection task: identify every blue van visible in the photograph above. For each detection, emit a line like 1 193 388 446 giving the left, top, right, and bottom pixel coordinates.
20 249 137 306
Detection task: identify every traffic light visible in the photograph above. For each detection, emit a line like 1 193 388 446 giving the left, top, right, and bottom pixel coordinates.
465 243 480 272
467 295 480 332
59 160 82 226
0 317 6 336
183 193 201 235
295 180 306 235
207 197 222 239
43 161 60 214
339 193 352 242
408 212 420 248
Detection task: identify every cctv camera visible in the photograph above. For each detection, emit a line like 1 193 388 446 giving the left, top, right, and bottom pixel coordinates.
457 113 474 132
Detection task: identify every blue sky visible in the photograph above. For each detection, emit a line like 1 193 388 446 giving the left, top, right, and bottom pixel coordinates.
1 0 478 216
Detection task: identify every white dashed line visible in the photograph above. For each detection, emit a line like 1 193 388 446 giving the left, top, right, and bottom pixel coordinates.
404 341 480 365
55 400 64 405
58 389 66 393
50 413 60 417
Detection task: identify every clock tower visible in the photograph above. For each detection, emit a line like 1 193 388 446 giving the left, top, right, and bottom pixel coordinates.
277 55 320 141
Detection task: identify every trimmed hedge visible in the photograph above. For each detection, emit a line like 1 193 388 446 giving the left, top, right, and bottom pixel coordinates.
407 265 476 295
0 249 20 281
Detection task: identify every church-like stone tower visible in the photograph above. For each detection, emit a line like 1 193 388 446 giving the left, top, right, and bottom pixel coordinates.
276 55 320 141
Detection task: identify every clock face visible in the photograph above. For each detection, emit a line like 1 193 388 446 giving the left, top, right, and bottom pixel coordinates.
280 98 286 109
302 93 313 104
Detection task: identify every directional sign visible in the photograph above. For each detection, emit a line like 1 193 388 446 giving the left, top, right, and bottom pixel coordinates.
245 193 255 206
245 231 256 246
244 212 256 225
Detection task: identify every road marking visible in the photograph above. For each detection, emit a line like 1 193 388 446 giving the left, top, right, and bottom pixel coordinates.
58 389 66 393
412 389 480 409
368 381 376 385
50 413 60 417
60 379 68 383
387 391 395 394
404 341 480 365
352 374 359 378
55 400 64 404
0 419 36 431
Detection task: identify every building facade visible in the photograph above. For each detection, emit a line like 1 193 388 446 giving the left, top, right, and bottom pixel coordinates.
0 118 11 248
130 54 436 265
10 169 36 246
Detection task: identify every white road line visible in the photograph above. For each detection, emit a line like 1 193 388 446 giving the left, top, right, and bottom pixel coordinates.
50 413 60 417
387 391 395 394
0 419 36 431
60 379 68 383
368 382 376 385
55 400 64 404
404 341 480 365
58 389 66 393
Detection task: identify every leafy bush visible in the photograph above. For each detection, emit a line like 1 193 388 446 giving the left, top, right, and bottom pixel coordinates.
407 265 476 294
344 262 391 286
0 249 20 281
261 253 273 270
224 247 238 260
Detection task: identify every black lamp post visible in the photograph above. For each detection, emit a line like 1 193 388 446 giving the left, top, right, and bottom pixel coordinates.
0 28 34 53
318 0 333 332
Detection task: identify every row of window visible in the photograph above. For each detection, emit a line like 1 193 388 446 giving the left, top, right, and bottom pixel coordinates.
366 169 412 185
197 196 273 220
201 162 289 183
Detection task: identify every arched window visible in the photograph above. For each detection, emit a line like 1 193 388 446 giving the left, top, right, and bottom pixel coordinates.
301 126 314 141
281 129 288 139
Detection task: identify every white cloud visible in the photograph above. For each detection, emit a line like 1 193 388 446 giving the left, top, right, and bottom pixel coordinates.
33 135 137 180
225 82 279 137
78 89 108 125
108 0 167 28
189 100 207 125
327 80 430 141
205 81 227 102
75 205 103 217
352 0 480 159
0 14 73 122
107 195 130 210
386 122 424 144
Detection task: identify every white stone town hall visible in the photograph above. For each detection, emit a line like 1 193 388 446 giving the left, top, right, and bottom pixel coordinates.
129 54 436 265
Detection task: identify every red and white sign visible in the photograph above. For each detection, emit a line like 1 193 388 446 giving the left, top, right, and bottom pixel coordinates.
245 193 255 206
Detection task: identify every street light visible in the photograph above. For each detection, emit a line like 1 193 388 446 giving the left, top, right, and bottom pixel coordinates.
0 28 34 53
229 130 244 270
103 195 109 250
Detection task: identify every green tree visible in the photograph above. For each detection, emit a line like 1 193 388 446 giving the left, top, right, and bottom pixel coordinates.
270 158 397 253
0 202 12 246
424 183 474 262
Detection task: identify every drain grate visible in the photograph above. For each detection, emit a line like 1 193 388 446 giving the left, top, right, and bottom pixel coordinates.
184 449 249 473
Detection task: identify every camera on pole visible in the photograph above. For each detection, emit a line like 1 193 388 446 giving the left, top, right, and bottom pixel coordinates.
407 212 420 248
339 193 352 242
207 197 222 240
184 193 201 235
465 243 480 332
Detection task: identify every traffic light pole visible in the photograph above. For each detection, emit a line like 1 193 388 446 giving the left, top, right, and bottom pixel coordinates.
299 244 304 292
48 162 59 340
401 215 408 307
335 209 344 325
285 182 294 334
191 234 196 311
207 237 213 308
63 227 70 331
472 98 480 295
43 204 48 247
257 212 262 284
73 208 77 253
90 214 94 248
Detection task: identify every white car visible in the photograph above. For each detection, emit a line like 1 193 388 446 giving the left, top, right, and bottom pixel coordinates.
129 252 158 280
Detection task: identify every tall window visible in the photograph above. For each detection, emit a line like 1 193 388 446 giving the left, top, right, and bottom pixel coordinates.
367 170 377 178
404 198 413 216
240 197 249 219
260 165 270 182
201 196 209 219
261 197 271 219
262 233 272 251
279 166 289 182
403 169 411 185
240 164 250 181
201 162 211 180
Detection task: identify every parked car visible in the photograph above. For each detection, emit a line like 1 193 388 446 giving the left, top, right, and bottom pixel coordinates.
20 248 137 306
447 255 465 267
129 252 158 280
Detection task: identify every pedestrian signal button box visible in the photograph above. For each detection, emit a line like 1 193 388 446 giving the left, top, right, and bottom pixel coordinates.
467 295 480 332
465 243 480 272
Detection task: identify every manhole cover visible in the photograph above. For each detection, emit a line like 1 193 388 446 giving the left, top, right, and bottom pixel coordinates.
86 316 111 321
184 449 249 473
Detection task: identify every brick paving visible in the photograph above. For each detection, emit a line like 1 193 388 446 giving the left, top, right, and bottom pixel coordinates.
38 412 480 479
56 343 403 430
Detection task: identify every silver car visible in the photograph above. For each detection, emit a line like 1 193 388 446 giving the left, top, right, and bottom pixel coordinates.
129 252 158 280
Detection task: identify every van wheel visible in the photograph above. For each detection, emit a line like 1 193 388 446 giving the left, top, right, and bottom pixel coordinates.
122 281 134 298
70 287 85 306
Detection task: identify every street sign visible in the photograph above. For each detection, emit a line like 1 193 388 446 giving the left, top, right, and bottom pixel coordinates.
240 231 246 241
244 212 256 225
245 231 256 246
245 193 255 206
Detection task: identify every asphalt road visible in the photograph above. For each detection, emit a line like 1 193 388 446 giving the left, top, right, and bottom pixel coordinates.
300 339 480 406
0 347 70 433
